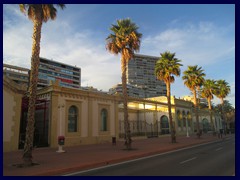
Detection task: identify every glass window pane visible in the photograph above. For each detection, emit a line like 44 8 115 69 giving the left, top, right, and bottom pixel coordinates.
101 109 107 131
68 106 77 132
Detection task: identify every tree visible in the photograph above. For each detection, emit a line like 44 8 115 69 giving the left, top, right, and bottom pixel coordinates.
214 100 234 114
19 4 65 166
106 18 142 149
200 79 217 133
215 80 231 132
155 51 182 143
215 80 231 105
182 65 205 138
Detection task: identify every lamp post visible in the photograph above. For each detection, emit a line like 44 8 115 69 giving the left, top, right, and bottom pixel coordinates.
57 104 65 153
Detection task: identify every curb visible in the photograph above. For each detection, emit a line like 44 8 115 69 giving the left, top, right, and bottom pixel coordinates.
32 138 221 176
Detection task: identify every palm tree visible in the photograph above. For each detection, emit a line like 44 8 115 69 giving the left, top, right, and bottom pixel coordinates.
106 18 142 149
200 79 217 133
215 80 231 133
19 4 65 166
182 65 205 138
155 51 182 143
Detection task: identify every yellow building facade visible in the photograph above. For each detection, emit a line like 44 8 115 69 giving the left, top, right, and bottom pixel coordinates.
3 77 223 152
3 76 27 152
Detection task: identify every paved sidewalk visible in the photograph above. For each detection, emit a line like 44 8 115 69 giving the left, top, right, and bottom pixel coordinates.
3 134 228 176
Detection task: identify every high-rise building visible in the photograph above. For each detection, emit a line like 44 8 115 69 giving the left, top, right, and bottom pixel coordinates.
3 57 81 89
3 63 29 87
38 57 81 89
182 95 208 105
108 83 141 97
109 54 167 98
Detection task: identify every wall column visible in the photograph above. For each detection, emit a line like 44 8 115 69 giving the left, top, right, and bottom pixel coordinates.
88 96 93 137
50 92 59 147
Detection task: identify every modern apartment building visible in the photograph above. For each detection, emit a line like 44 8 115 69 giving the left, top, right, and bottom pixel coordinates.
38 57 81 89
3 57 81 89
3 63 29 87
182 95 208 105
109 54 167 98
109 83 142 97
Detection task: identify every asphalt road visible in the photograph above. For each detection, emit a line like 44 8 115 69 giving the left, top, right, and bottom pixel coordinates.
66 136 235 176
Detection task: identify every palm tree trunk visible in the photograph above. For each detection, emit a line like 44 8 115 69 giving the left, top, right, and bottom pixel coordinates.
121 56 131 150
166 82 176 143
193 89 200 138
23 9 42 166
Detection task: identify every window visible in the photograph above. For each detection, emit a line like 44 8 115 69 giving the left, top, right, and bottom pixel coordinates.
161 116 169 128
160 115 170 134
68 106 78 132
101 109 107 131
177 111 181 127
202 119 210 133
182 112 186 127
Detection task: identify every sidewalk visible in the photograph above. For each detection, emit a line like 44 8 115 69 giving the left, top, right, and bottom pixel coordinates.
3 134 228 176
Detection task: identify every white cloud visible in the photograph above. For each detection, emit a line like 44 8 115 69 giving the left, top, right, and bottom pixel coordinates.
141 21 235 66
3 5 235 106
3 6 122 91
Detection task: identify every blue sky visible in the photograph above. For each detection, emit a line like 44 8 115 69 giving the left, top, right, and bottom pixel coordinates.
3 4 235 107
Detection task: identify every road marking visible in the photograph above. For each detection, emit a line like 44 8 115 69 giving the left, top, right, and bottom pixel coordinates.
215 147 223 151
63 140 224 176
180 157 197 164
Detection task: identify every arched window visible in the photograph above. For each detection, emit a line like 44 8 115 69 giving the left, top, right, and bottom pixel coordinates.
101 109 107 131
68 106 78 132
181 111 186 127
202 118 210 133
187 112 191 126
177 111 181 127
160 115 169 134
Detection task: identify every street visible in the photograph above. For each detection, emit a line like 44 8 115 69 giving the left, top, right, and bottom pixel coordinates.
65 136 235 176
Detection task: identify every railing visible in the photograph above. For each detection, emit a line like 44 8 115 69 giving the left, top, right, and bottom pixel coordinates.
119 120 170 138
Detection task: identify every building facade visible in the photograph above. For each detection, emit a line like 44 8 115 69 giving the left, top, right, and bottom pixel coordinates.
109 83 143 97
109 54 167 98
38 57 81 89
4 58 81 89
3 76 224 152
3 76 27 152
3 63 29 87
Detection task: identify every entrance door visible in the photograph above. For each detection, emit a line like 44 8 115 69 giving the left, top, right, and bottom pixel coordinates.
19 97 50 149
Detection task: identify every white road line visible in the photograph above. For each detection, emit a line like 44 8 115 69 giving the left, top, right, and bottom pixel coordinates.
64 140 221 176
180 157 197 164
215 147 223 151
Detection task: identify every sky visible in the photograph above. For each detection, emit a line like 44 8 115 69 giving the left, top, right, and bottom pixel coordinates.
3 4 235 107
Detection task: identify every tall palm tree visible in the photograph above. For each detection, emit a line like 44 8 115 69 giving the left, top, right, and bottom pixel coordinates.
215 80 231 133
106 18 142 149
200 79 217 133
19 4 65 166
182 65 205 138
155 51 182 143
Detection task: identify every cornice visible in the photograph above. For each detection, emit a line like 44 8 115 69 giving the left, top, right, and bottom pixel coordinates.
3 76 27 94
